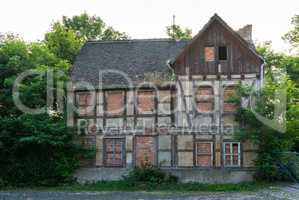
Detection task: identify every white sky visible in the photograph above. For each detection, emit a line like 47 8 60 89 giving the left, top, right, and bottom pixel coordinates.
0 0 298 52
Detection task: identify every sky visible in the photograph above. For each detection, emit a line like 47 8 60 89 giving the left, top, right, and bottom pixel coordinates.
0 0 298 52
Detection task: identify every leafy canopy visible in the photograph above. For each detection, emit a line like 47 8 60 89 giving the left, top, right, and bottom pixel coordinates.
166 24 192 40
284 15 299 52
61 12 128 41
235 42 299 181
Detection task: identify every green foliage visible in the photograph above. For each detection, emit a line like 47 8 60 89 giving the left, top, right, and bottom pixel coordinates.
166 24 192 40
284 15 299 52
45 24 82 63
235 42 299 181
4 181 269 192
257 42 299 85
0 113 81 186
143 70 175 84
123 163 178 189
60 12 128 41
44 13 129 63
0 12 128 187
0 37 71 118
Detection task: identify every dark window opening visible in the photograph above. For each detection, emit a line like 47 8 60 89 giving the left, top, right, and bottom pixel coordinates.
218 46 227 60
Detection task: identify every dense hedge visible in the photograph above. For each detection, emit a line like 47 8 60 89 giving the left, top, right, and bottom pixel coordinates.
123 163 178 189
0 113 81 186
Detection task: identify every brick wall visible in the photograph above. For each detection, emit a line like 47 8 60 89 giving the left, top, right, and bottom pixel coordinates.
135 136 156 166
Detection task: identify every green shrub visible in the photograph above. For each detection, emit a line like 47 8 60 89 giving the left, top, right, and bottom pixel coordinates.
276 152 299 181
0 113 82 186
123 162 178 188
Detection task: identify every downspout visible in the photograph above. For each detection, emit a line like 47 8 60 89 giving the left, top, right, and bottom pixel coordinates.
260 63 265 89
166 60 175 74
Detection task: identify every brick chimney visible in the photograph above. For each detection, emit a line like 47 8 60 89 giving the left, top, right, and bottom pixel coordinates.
237 24 252 42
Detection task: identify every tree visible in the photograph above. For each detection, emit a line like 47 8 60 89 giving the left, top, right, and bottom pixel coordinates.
44 24 82 64
0 13 130 186
166 24 192 40
45 13 129 63
257 42 299 86
61 13 128 41
0 36 84 186
284 15 299 52
235 43 299 181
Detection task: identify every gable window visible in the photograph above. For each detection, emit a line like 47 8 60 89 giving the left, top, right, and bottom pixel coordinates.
223 142 241 167
195 86 214 112
137 91 155 114
218 46 227 60
106 91 124 116
195 142 213 167
104 138 125 167
204 46 215 62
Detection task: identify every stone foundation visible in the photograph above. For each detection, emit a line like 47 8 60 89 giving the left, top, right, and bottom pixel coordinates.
75 167 255 184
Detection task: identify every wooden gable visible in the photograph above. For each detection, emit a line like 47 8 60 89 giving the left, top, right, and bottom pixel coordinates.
172 14 263 77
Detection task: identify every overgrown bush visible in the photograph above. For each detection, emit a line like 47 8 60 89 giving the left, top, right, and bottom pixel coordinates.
0 113 82 186
235 80 299 181
123 162 178 188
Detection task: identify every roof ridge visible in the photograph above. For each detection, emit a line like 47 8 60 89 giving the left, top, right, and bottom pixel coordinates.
86 38 190 44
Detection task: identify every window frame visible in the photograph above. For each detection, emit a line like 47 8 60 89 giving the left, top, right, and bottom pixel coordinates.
223 142 241 167
103 137 126 168
218 46 228 61
195 141 214 167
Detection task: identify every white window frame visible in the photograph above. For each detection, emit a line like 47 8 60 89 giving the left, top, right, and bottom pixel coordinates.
223 142 241 167
195 142 214 167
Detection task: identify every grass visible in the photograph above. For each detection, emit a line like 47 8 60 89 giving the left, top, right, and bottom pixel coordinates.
1 181 270 192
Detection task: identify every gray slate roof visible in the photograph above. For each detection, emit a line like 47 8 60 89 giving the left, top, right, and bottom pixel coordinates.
71 39 190 88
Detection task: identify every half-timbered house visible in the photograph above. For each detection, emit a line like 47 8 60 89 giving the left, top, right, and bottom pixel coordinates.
68 14 264 183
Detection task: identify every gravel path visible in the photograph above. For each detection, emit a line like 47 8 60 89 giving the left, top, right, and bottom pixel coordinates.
0 184 298 200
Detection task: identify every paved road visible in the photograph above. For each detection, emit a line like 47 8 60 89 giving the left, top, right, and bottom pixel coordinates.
0 184 298 200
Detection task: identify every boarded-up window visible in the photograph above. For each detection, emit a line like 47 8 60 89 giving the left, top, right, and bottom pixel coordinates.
77 93 94 116
196 142 213 167
78 93 93 106
104 138 125 167
195 86 214 112
135 136 156 167
137 91 154 113
205 47 215 62
106 91 124 115
223 142 240 167
223 86 238 112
